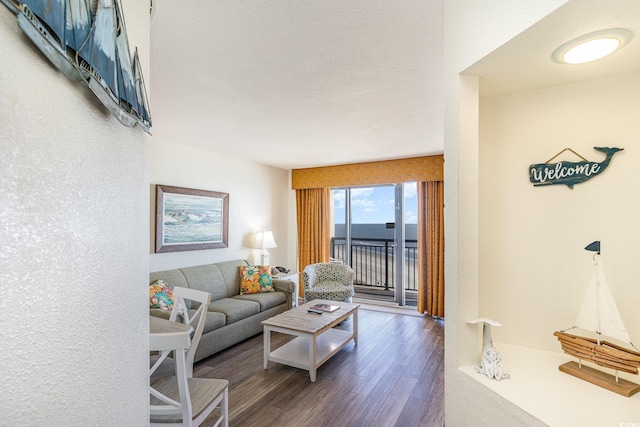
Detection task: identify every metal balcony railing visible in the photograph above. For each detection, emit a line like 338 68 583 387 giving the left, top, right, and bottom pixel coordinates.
330 237 418 292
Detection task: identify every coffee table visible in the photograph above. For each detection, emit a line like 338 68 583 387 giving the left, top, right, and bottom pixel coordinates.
261 299 359 382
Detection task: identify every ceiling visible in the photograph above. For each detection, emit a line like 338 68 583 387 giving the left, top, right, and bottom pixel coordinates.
467 0 640 99
149 0 640 171
149 0 443 170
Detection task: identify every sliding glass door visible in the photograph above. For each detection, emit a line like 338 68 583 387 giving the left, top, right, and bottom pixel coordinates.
330 183 417 307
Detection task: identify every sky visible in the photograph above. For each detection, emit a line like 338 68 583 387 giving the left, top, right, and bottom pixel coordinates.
332 183 417 224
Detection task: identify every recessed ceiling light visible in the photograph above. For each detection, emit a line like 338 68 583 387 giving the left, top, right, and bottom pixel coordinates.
552 28 632 64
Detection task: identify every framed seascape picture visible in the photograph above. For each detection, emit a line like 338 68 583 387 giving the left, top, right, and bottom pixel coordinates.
155 185 229 253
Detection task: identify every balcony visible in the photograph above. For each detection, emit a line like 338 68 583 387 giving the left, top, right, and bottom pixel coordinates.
330 237 418 306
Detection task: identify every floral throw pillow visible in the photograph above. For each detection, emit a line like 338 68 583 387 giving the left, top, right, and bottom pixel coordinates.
239 265 274 295
149 280 175 311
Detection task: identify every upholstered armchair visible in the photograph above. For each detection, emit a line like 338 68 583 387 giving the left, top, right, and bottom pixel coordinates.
302 263 355 303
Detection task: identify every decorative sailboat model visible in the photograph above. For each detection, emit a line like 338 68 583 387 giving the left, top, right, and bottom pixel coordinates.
1 0 152 134
554 241 640 397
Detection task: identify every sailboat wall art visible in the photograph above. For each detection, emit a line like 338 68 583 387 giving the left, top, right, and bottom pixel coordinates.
1 0 152 134
554 241 640 397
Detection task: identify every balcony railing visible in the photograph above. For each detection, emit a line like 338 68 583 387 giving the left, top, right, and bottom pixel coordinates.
330 237 418 292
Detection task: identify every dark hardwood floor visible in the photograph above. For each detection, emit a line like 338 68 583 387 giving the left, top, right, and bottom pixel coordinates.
194 307 444 427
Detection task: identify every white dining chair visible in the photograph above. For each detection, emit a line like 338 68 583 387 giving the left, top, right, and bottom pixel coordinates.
151 286 211 382
150 327 228 427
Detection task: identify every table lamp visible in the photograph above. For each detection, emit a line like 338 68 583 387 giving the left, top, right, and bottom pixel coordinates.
253 230 277 266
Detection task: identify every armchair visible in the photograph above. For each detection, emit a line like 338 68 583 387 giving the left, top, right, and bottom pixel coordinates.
302 263 355 303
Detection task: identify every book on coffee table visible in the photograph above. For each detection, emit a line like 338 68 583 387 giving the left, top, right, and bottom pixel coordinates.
309 303 340 312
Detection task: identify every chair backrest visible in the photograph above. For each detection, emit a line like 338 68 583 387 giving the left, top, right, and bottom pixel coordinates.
150 321 229 427
150 329 192 424
302 263 355 289
169 287 211 377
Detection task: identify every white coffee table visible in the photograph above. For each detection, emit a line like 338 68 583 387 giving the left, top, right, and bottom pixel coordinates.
261 299 359 382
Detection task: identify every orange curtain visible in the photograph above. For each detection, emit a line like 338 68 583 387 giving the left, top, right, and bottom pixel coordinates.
296 188 331 297
417 181 444 317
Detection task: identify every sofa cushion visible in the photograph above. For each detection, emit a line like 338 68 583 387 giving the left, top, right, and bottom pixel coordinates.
216 259 251 297
150 308 171 320
239 265 274 294
179 264 227 300
233 291 286 311
207 298 260 324
201 310 227 333
150 270 189 287
149 280 175 311
150 308 225 334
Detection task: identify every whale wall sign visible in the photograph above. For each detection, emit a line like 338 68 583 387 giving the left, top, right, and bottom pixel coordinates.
529 147 623 189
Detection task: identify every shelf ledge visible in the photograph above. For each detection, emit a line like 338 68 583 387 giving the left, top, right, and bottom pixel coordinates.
460 343 640 426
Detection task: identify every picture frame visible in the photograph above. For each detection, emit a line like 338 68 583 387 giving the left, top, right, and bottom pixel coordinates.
155 185 229 253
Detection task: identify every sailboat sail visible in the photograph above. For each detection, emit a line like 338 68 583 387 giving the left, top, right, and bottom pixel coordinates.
79 0 118 98
114 0 139 113
133 49 152 130
574 255 631 344
23 0 66 46
65 0 91 51
17 0 84 81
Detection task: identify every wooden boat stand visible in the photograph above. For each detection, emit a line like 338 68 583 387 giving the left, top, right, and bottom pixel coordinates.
559 361 640 397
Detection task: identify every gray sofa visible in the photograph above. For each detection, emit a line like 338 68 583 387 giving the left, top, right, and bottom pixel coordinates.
149 259 294 362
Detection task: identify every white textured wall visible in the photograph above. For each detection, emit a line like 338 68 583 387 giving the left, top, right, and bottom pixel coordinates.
479 74 640 350
149 140 293 272
0 2 150 425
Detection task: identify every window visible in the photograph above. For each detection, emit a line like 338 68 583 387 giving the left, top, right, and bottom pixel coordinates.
330 183 418 306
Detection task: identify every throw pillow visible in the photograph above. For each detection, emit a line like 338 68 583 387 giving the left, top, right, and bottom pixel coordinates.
149 280 175 311
239 265 274 294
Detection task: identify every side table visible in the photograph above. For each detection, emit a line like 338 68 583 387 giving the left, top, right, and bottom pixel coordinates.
274 271 299 306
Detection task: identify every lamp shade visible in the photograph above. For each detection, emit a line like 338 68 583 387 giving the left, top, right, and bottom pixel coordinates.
253 230 277 249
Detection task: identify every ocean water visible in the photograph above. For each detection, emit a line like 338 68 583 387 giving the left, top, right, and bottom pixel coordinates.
162 193 223 244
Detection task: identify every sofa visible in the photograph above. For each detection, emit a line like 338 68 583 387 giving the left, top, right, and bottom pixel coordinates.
149 259 295 362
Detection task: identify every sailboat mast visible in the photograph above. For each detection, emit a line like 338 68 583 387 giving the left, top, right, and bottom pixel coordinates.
595 253 601 346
